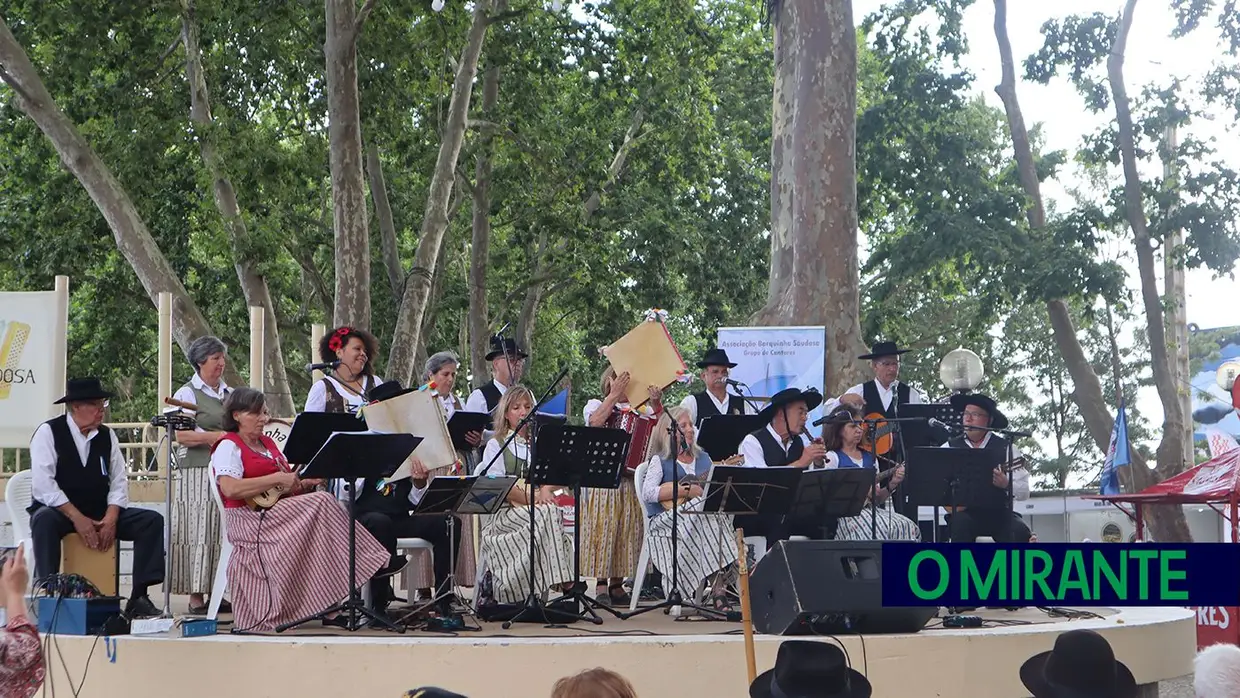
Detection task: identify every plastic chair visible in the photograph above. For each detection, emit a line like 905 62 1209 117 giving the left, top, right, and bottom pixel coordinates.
5 470 36 594
206 464 233 620
395 537 434 601
629 460 662 611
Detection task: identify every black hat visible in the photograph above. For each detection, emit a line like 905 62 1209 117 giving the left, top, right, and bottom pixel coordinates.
367 381 414 403
750 640 871 698
950 392 1009 431
1019 629 1136 698
402 688 468 698
484 336 528 361
696 348 738 369
54 378 113 405
858 341 911 360
759 387 824 423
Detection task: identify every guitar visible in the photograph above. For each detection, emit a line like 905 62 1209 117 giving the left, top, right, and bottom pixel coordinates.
859 413 898 456
943 457 1028 513
661 454 742 510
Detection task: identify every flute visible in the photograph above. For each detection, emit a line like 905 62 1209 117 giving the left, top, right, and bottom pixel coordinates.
801 428 826 467
163 396 198 411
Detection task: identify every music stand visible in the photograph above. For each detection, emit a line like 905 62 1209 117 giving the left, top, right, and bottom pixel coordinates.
787 468 871 522
903 447 1006 530
399 476 480 628
274 432 421 634
537 425 631 624
448 411 491 452
700 465 802 519
697 415 766 461
282 412 369 464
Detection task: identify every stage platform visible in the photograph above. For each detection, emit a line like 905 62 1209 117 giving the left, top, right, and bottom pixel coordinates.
39 595 1195 698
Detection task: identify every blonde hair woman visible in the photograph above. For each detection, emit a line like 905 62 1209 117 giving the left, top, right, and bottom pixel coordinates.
472 386 576 605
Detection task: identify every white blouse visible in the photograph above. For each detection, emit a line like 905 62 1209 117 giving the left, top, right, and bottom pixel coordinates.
639 454 705 504
209 438 273 480
477 436 530 477
303 375 385 413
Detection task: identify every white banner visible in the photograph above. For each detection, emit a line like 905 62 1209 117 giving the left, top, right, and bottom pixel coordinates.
716 325 826 437
0 286 68 448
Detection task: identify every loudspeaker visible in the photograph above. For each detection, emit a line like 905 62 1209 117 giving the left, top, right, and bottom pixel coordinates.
749 540 936 636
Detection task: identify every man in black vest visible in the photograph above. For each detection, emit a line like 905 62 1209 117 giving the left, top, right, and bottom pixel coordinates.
27 378 164 618
464 336 527 423
357 382 462 618
736 388 828 546
677 348 755 429
941 393 1032 543
835 341 924 429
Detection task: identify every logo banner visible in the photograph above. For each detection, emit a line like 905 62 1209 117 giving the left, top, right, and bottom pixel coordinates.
0 290 65 447
716 326 826 436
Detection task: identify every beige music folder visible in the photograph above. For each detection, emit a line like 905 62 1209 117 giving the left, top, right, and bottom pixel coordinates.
604 320 688 407
360 390 458 481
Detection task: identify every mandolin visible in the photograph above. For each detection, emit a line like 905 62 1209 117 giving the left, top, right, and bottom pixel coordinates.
661 454 742 510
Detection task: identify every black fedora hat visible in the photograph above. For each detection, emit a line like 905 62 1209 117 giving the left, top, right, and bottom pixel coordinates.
54 378 113 405
758 387 824 423
1020 629 1137 698
858 341 911 361
403 688 468 698
367 381 415 403
950 392 1009 431
696 348 738 369
750 640 871 698
484 336 528 361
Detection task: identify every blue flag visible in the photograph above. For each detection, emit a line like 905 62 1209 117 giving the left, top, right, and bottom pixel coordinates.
1099 400 1131 495
538 387 569 417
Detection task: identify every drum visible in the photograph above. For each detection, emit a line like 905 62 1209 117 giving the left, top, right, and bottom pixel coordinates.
263 418 293 455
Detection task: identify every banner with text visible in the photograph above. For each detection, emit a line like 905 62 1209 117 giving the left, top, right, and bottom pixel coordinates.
0 289 67 448
717 326 826 437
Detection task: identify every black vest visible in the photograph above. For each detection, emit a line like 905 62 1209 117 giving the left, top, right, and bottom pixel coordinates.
354 477 413 518
479 383 504 430
861 380 911 419
36 415 113 520
692 391 747 427
751 428 803 467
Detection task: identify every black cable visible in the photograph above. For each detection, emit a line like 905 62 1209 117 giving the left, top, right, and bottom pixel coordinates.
231 509 274 634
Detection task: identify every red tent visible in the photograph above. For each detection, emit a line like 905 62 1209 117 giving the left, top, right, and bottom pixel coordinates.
1085 448 1240 541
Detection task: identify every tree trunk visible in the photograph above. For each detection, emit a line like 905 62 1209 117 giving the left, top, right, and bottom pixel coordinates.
0 14 240 386
325 0 371 329
753 0 868 396
992 0 1189 541
367 144 404 303
468 2 505 388
181 0 293 416
387 0 493 386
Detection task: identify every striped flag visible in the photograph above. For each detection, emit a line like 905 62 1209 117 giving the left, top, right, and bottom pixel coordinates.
1099 400 1131 495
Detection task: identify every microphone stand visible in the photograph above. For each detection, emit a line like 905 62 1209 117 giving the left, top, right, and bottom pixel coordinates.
622 417 727 621
729 381 766 416
150 409 196 618
952 423 1028 543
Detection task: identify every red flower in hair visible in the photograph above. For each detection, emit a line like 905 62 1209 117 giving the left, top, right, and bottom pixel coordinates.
328 327 351 353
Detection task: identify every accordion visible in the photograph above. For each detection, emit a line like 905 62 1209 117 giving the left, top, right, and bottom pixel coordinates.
606 408 660 474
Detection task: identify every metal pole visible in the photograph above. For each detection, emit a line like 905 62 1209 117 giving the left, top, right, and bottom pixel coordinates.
310 324 327 383
158 291 173 616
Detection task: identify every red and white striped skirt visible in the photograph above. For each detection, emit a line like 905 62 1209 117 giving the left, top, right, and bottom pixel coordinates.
224 490 388 631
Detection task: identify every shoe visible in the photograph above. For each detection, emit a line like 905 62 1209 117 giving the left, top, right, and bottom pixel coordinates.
187 603 208 615
377 557 410 578
606 585 631 606
219 599 232 613
322 615 352 629
125 595 161 619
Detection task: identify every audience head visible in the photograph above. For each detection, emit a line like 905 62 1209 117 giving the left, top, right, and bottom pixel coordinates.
187 335 228 384
550 668 638 698
402 688 468 698
750 640 870 697
1019 629 1135 698
1195 643 1240 698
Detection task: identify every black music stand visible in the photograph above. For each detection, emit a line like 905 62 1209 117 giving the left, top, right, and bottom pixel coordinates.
702 465 802 520
282 412 369 464
898 404 956 450
787 468 872 522
274 432 421 634
400 475 479 628
448 411 491 451
538 425 631 624
697 415 766 461
903 447 1005 542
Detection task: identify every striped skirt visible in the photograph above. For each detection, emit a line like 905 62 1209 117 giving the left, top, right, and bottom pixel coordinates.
579 483 643 580
224 490 388 632
476 503 574 604
406 463 478 590
645 497 738 600
170 467 221 594
835 505 922 542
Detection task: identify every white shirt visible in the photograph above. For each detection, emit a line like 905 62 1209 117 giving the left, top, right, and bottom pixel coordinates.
838 379 923 413
172 373 232 433
464 380 508 415
940 433 1029 501
438 393 460 420
639 453 707 504
29 417 129 511
676 390 757 427
304 375 385 414
476 436 529 477
212 437 428 506
739 425 811 468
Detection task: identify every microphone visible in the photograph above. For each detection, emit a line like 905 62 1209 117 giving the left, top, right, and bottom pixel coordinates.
928 418 955 432
495 321 511 336
725 378 746 389
305 359 341 372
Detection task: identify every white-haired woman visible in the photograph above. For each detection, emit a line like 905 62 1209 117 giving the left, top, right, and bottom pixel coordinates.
1195 643 1240 698
171 335 231 615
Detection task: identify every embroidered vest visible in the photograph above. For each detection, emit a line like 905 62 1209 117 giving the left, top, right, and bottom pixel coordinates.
320 376 377 414
212 433 289 508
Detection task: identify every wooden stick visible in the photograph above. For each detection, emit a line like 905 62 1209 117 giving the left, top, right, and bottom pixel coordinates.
736 528 757 685
163 396 198 411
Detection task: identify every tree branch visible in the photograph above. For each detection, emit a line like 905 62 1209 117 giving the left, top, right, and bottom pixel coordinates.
354 0 378 40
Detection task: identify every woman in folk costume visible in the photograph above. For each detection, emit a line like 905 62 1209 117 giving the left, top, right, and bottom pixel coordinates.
210 388 388 631
473 385 575 605
304 326 383 414
582 366 661 605
637 407 738 609
405 351 480 597
170 335 231 615
820 405 920 541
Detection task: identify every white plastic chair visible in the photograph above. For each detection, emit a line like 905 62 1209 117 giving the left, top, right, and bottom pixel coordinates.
206 464 233 620
395 537 434 601
6 470 36 594
629 460 662 612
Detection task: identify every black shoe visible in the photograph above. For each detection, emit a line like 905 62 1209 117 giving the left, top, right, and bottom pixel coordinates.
125 595 161 619
322 615 352 629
